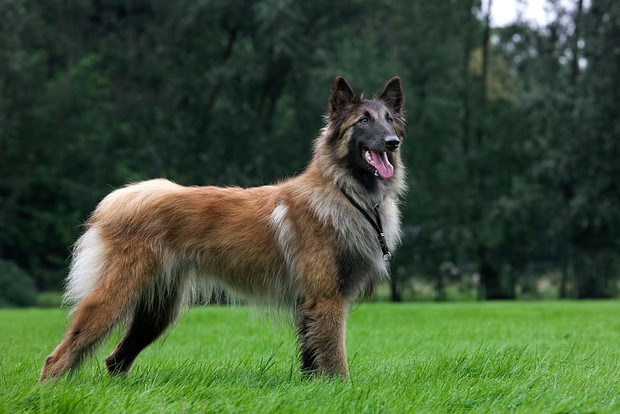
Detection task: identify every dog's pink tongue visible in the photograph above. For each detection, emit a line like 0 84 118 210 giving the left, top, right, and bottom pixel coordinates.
370 151 394 179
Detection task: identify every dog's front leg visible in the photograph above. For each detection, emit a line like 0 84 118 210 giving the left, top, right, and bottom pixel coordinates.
295 295 349 378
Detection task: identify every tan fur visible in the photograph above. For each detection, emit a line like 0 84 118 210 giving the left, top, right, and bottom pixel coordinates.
40 77 406 382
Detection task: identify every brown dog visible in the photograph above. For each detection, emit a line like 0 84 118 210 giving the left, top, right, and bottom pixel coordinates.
40 76 406 382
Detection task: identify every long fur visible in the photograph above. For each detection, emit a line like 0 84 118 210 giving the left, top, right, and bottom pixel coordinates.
40 76 407 381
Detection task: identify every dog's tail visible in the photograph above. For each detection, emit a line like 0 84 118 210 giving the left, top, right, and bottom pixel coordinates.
63 222 210 313
64 226 109 309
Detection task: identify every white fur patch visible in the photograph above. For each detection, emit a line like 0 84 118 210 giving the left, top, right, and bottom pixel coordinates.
64 227 108 306
270 203 288 227
269 203 297 278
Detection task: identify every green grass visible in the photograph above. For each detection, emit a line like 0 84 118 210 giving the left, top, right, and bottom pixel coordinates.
1 302 619 413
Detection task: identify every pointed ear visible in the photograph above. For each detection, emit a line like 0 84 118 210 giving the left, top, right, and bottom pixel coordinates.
330 76 355 116
379 77 404 114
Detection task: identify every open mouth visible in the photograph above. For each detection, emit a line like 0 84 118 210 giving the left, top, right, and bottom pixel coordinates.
363 149 394 180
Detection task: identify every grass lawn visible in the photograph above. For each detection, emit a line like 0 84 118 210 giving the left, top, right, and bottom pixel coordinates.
1 301 619 413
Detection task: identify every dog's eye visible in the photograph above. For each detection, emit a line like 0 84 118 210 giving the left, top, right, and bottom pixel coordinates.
360 117 369 124
386 115 394 123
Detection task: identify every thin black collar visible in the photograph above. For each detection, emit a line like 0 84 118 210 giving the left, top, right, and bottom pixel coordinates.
340 188 391 261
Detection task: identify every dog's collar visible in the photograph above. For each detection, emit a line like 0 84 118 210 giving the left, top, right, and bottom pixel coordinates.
339 188 391 261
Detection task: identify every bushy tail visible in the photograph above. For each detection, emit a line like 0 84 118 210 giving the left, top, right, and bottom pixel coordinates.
64 227 108 308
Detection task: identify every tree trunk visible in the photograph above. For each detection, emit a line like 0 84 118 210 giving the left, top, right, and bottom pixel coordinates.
476 0 510 300
390 277 402 302
479 245 514 300
569 0 584 88
477 0 492 147
461 0 475 154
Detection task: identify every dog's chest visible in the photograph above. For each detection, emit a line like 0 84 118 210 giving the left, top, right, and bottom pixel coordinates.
330 200 399 298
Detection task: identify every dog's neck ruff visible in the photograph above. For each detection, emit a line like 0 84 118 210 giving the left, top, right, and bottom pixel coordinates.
340 188 391 261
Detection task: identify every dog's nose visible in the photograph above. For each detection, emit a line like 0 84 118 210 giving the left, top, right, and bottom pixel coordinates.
385 135 400 151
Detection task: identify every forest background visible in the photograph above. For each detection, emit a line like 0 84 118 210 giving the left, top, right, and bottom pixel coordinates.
1 0 618 306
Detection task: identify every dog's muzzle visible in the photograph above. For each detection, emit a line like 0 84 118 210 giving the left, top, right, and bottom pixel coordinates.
385 135 400 151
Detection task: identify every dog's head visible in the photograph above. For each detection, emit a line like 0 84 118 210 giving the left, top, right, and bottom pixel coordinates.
322 76 406 193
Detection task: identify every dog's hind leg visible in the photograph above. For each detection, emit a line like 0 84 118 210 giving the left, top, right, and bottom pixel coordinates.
105 278 185 376
40 248 158 382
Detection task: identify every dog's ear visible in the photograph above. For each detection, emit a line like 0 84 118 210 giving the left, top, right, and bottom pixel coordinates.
379 77 404 114
330 76 355 116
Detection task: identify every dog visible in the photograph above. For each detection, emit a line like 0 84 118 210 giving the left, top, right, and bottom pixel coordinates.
40 76 406 382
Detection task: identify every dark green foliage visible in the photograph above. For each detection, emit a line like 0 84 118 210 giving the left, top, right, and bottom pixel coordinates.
0 0 617 299
0 260 37 307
